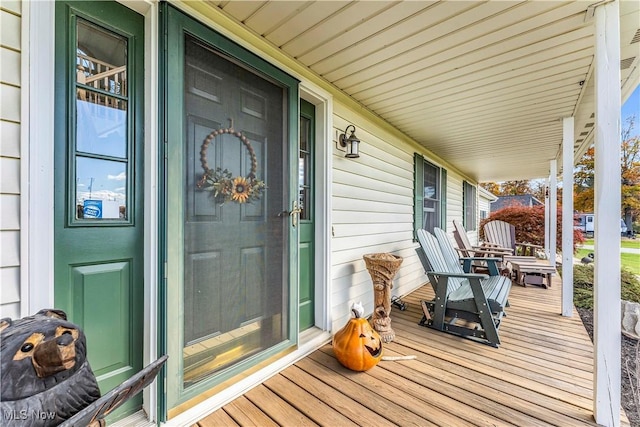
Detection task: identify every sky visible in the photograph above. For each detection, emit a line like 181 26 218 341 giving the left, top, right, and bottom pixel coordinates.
623 85 640 137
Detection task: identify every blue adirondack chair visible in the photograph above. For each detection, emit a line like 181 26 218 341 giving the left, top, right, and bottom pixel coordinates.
415 228 512 347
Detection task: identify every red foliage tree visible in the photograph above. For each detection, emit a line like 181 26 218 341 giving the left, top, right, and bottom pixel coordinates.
480 204 585 253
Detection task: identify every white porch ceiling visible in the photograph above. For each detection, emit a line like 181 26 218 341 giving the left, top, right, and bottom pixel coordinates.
208 1 640 182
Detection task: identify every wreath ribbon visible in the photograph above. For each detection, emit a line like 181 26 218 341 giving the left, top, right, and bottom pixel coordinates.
196 128 265 204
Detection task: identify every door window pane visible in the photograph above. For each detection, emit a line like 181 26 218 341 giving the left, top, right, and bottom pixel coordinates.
74 19 129 221
75 157 127 219
76 20 127 95
299 116 311 220
76 92 128 158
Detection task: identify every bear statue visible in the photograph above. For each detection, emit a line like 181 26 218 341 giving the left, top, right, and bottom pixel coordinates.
1 309 167 427
0 309 100 426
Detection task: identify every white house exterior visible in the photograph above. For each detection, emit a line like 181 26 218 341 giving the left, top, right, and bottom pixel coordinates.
1 1 638 426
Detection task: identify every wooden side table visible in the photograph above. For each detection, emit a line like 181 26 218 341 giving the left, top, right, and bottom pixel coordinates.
508 260 556 288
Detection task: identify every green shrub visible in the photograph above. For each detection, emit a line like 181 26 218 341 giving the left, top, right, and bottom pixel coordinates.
572 264 640 309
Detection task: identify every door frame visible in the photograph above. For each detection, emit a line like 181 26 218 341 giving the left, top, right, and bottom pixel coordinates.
26 0 160 422
300 85 333 335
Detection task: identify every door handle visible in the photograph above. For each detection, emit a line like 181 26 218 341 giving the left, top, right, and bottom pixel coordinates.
289 201 302 228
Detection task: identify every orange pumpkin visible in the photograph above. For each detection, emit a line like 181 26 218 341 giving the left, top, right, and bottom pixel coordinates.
332 304 383 371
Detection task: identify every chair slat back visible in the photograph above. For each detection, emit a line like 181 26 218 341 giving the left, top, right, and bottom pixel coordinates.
434 228 465 274
417 229 448 272
417 229 464 295
483 220 516 251
452 220 473 256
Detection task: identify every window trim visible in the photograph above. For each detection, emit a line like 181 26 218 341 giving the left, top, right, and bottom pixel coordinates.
463 180 477 231
414 153 446 236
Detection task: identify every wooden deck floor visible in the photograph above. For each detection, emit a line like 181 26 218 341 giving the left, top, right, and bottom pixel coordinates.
195 276 629 426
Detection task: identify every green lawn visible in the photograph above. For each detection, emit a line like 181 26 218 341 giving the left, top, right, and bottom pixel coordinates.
575 248 639 274
582 238 639 250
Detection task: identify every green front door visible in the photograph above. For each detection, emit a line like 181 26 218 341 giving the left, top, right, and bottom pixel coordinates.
299 100 315 330
54 2 144 422
163 6 299 411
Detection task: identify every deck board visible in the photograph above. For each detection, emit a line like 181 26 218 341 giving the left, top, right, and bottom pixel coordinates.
222 396 278 427
196 275 630 426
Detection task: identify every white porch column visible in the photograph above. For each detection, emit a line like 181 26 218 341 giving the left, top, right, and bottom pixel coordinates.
544 179 550 260
562 117 574 317
593 1 622 425
549 160 557 268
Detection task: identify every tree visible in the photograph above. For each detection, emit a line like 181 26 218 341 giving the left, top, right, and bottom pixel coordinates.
574 146 594 213
530 180 548 204
480 180 533 196
573 115 640 232
621 116 640 232
480 182 500 195
499 180 532 195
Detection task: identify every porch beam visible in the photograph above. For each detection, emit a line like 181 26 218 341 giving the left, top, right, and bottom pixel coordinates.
561 117 574 317
593 1 621 425
549 160 557 268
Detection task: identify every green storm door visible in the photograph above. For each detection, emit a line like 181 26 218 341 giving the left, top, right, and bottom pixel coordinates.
298 100 315 331
53 1 144 422
164 6 299 405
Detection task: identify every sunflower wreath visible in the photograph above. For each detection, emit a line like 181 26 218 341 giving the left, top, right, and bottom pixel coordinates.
196 128 266 204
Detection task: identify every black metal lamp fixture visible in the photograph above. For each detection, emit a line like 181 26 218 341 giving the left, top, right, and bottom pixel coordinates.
338 125 360 158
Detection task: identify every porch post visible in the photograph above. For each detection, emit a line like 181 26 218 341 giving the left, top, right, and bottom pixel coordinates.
549 160 557 268
544 178 550 260
561 117 574 317
593 1 621 425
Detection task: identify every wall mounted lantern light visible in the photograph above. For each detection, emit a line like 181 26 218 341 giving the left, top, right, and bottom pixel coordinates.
338 125 360 158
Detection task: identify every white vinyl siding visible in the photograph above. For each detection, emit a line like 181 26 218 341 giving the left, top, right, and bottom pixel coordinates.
329 109 468 331
0 1 22 319
331 111 424 330
444 172 463 233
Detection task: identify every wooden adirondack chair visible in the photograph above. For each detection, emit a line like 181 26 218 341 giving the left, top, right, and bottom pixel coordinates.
452 220 535 275
483 219 542 257
415 228 512 347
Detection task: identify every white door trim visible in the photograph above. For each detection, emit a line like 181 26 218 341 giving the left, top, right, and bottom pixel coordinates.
300 83 333 334
26 0 55 315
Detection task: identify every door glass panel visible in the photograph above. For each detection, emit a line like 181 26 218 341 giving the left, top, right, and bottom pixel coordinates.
74 19 129 221
76 20 127 95
76 91 127 158
181 36 288 388
76 157 127 219
299 116 310 220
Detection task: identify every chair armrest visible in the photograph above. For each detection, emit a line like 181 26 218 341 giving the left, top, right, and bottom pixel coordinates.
517 241 543 249
481 243 514 252
461 256 502 262
516 242 543 256
460 257 501 276
427 271 489 279
472 245 511 253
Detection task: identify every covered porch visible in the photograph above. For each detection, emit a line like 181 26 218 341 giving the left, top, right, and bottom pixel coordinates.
196 275 630 426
